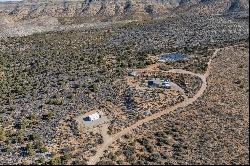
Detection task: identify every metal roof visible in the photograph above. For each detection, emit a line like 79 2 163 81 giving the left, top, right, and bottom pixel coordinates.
88 113 100 119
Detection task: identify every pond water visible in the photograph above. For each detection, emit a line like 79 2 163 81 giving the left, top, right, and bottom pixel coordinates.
159 52 186 62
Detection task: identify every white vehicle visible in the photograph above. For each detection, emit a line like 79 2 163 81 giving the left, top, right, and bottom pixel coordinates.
162 79 171 89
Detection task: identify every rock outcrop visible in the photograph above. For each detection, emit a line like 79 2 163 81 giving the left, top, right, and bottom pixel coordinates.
0 0 248 22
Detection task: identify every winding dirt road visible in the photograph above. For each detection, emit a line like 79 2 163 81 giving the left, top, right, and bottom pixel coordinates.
87 49 220 165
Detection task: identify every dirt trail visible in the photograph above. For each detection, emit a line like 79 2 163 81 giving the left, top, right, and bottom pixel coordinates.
99 124 111 143
87 49 220 165
170 82 188 99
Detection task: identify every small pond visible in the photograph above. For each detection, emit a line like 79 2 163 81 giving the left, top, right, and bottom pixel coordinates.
159 52 186 62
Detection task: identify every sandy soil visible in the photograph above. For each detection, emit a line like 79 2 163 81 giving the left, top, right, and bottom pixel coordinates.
87 48 220 165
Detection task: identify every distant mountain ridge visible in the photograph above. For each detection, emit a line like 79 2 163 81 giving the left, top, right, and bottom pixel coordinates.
0 0 249 22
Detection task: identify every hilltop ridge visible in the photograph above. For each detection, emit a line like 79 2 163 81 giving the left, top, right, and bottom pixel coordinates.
0 0 248 22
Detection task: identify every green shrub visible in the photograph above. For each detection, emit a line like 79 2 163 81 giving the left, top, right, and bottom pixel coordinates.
137 137 149 146
96 160 116 165
49 157 62 165
35 157 45 165
72 159 87 165
0 127 6 141
147 152 160 162
40 146 48 153
26 143 35 156
46 98 63 105
123 145 135 158
17 130 25 143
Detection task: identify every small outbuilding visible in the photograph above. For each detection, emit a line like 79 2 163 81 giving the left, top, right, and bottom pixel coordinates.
146 78 171 89
128 71 139 77
85 113 100 121
147 78 162 87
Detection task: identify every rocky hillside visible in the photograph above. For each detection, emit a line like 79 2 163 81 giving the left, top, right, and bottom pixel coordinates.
0 0 249 22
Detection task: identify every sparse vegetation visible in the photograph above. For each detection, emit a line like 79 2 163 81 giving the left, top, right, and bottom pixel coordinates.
100 45 249 165
0 3 248 165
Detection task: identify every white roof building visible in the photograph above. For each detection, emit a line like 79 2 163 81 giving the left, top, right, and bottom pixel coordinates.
86 113 100 121
128 71 139 77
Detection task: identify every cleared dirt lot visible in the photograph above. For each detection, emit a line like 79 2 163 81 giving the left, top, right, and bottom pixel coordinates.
76 111 109 129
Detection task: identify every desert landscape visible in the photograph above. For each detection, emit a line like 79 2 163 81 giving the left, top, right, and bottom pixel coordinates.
0 0 249 165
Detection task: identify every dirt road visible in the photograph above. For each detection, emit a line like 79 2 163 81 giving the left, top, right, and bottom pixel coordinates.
87 49 220 165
